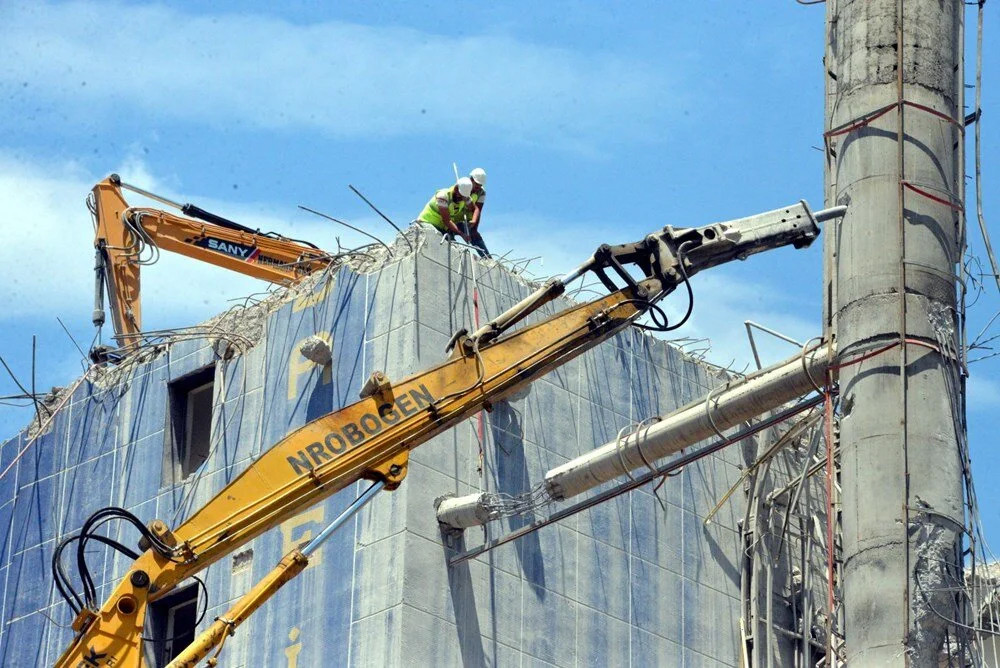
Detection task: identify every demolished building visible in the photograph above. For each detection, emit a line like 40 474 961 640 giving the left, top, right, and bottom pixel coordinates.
0 227 834 666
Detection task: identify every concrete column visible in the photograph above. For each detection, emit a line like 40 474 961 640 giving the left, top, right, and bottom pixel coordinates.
824 1 966 664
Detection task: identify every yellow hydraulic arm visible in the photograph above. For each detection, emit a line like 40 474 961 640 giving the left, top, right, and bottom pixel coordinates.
166 479 385 667
91 175 333 347
53 199 842 667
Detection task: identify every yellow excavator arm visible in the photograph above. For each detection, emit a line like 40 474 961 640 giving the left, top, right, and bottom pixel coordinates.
55 198 844 667
91 175 333 347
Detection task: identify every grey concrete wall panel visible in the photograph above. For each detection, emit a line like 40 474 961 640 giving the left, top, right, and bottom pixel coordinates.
0 232 754 666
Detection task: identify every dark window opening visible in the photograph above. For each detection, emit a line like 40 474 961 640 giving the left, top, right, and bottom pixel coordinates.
145 582 199 667
165 365 215 483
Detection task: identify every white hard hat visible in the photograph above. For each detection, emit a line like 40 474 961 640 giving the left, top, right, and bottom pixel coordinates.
456 177 473 198
469 167 487 187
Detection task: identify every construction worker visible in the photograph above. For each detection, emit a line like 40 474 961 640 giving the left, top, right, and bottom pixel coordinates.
416 177 474 243
460 167 491 258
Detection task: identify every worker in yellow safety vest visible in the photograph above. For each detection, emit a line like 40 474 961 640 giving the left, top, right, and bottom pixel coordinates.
416 178 474 243
459 167 490 258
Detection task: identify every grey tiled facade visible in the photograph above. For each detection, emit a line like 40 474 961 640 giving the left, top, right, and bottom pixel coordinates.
0 233 746 666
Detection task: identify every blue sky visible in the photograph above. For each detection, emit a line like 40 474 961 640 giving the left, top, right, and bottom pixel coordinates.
1 1 997 544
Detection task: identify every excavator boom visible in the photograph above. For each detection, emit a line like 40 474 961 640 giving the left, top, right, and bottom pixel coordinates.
91 175 332 347
54 198 842 667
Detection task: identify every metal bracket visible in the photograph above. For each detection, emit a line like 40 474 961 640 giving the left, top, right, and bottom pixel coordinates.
359 371 394 404
444 328 470 358
369 452 409 490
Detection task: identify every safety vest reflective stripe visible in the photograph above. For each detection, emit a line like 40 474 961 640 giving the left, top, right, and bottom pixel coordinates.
418 187 467 231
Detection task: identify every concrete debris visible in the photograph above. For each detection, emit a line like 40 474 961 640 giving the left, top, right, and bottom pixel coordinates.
24 370 94 440
299 335 332 366
212 337 237 361
909 519 964 664
114 226 426 365
20 386 69 439
928 300 955 340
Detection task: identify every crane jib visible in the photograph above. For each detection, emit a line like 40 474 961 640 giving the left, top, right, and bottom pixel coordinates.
285 384 435 475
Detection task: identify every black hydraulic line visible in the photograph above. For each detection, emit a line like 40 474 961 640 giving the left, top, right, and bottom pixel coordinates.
114 175 321 249
53 537 85 614
178 204 321 249
631 247 694 333
660 247 695 332
448 394 825 566
53 513 140 613
72 507 178 609
180 203 255 234
630 299 671 332
53 531 140 614
140 576 209 643
282 235 322 250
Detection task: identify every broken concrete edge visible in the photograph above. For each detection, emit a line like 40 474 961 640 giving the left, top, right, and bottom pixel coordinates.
908 518 964 663
21 366 99 445
12 228 424 442
435 492 494 530
8 221 730 445
87 226 428 386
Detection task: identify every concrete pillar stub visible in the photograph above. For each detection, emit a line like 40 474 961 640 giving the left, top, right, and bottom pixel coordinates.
824 0 966 664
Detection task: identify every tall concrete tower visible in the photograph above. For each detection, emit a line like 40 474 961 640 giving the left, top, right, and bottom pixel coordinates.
823 1 967 664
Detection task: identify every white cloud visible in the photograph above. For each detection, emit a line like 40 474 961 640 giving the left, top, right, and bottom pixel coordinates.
1 1 687 148
0 155 101 316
